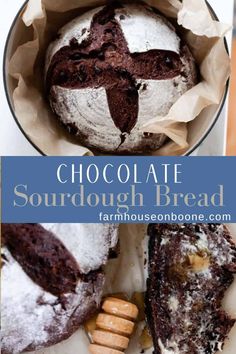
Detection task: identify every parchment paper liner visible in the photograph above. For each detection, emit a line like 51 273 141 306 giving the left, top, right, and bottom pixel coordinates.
27 223 236 354
7 0 231 156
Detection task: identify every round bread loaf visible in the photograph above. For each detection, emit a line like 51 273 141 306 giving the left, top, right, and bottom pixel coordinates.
1 223 118 354
45 2 197 154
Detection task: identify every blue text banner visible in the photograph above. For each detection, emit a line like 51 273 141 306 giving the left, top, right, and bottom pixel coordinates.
1 156 236 223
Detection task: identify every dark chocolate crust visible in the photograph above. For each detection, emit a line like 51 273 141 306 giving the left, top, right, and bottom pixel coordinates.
23 272 104 354
1 224 117 354
146 224 236 354
2 224 80 296
2 274 104 354
46 3 182 136
46 2 196 151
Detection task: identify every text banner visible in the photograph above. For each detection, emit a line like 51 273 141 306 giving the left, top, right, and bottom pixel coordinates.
1 157 236 223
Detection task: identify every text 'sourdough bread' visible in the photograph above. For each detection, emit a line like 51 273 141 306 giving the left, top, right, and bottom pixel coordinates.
1 223 118 354
146 224 236 354
45 2 197 154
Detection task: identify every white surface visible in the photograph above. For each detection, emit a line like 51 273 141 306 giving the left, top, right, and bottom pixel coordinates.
0 0 234 156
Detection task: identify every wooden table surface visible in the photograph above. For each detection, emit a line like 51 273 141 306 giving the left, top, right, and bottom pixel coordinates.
227 38 236 156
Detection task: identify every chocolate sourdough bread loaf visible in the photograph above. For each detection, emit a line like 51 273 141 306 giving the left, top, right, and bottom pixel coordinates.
146 224 236 354
45 2 197 154
1 223 118 354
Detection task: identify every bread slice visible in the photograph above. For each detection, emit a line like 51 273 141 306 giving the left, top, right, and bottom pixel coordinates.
146 224 236 354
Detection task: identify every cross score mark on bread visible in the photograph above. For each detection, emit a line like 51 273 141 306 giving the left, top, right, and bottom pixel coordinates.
46 4 183 147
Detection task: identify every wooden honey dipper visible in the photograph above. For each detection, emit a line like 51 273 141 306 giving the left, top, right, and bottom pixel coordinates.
89 297 139 354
